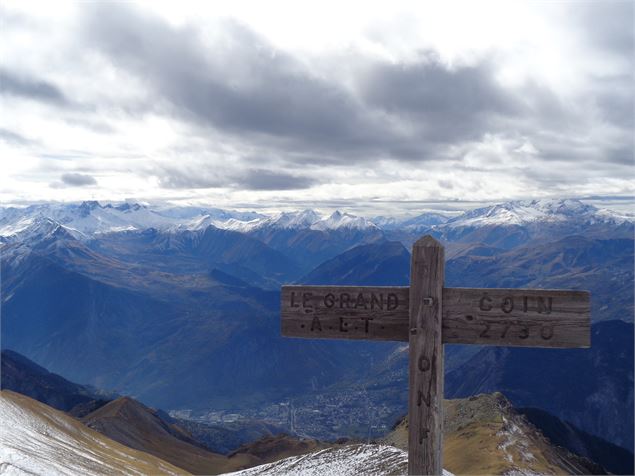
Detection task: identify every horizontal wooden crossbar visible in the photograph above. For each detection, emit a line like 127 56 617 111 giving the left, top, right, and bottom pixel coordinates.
280 285 590 348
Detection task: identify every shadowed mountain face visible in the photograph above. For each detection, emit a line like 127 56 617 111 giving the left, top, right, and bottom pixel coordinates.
445 236 634 322
1 237 398 410
88 226 303 288
445 320 634 452
297 236 633 322
518 407 634 475
0 349 112 417
248 226 386 273
300 241 410 286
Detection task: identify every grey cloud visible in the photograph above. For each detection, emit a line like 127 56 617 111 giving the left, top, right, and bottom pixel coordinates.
157 167 226 189
574 1 634 56
438 179 454 189
0 69 68 105
81 4 513 163
0 128 35 146
237 169 317 190
60 173 97 186
156 164 316 191
77 1 632 182
81 5 384 153
592 74 634 129
360 55 521 143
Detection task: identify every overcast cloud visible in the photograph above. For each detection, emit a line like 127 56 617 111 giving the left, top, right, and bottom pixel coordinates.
0 1 632 213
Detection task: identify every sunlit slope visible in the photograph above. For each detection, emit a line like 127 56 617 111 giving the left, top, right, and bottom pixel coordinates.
381 393 603 475
82 396 257 474
0 390 188 475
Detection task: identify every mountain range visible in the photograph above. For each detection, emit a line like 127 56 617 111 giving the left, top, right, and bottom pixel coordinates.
1 198 632 464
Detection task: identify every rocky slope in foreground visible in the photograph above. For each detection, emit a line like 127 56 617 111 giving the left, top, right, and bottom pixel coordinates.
222 444 454 476
0 390 188 475
381 393 604 475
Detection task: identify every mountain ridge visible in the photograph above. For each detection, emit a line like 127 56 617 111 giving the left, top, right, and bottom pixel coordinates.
1 198 630 240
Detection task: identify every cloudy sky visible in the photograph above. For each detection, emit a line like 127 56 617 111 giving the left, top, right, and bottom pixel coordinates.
1 1 633 213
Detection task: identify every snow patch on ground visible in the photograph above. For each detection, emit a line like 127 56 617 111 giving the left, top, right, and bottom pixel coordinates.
497 416 537 466
222 444 453 476
0 391 185 476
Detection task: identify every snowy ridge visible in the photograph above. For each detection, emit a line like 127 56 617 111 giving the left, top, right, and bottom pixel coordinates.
0 216 85 243
228 209 325 232
0 390 186 476
444 199 629 228
219 217 264 233
222 444 454 476
267 209 322 229
310 211 379 231
0 198 630 239
0 203 381 237
0 201 260 237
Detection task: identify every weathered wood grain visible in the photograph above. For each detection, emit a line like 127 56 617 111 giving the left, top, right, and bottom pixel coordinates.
442 288 591 348
281 286 590 348
280 285 409 341
408 236 444 476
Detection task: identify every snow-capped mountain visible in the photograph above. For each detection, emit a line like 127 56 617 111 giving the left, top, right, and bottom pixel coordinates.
225 209 324 233
427 199 633 248
401 212 451 230
444 199 630 228
311 210 379 231
265 209 323 229
0 201 169 236
222 210 379 233
0 203 382 238
0 201 265 237
0 216 87 248
0 199 631 243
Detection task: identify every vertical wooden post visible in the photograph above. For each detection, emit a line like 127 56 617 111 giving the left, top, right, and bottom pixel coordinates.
408 235 444 475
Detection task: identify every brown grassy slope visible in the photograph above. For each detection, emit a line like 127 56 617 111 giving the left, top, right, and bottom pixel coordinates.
0 390 189 475
82 396 257 475
381 392 605 475
228 433 328 465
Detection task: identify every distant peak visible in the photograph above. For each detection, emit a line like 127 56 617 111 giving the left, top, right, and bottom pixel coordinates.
114 202 145 212
311 210 378 231
448 198 609 228
78 201 102 217
91 395 150 418
80 200 101 208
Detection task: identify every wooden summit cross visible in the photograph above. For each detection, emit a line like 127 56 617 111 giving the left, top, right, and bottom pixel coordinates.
280 235 590 475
